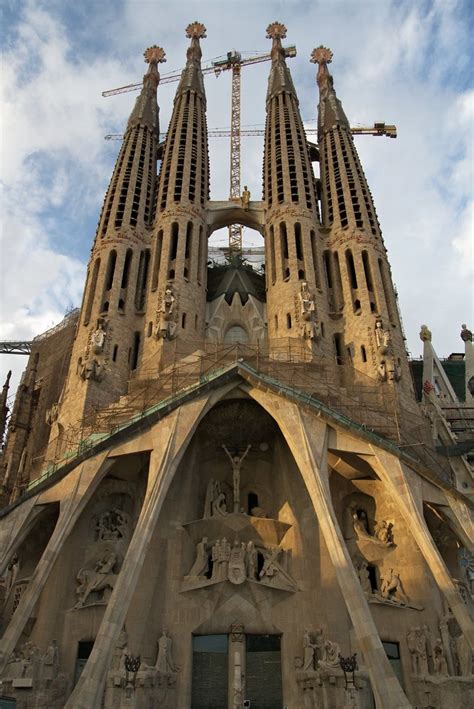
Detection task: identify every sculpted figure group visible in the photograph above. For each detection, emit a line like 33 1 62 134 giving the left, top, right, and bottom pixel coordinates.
185 536 296 591
301 629 341 672
299 282 321 340
374 317 401 382
4 640 60 682
75 550 118 608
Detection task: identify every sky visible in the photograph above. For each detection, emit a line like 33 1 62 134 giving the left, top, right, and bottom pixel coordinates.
0 0 473 400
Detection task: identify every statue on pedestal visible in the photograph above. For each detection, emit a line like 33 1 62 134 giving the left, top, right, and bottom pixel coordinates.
302 630 317 671
406 626 429 675
186 537 210 580
241 186 251 210
380 568 409 605
156 630 177 674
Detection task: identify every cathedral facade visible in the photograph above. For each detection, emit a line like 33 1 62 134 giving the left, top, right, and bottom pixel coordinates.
0 21 473 709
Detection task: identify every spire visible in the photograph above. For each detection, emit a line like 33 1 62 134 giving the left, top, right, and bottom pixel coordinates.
310 46 350 134
175 22 207 103
127 45 166 139
266 22 297 103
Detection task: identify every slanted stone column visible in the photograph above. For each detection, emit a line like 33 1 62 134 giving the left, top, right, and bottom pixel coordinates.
0 495 40 573
65 395 211 709
369 448 474 650
445 492 474 551
0 451 111 674
247 387 412 709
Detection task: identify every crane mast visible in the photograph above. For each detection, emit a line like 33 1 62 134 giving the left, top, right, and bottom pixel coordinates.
229 62 242 252
213 52 244 252
102 49 395 254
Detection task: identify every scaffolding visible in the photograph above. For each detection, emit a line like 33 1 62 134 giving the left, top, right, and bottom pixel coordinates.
24 340 450 492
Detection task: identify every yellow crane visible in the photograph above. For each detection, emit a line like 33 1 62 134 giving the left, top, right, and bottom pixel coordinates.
103 53 396 252
103 47 296 253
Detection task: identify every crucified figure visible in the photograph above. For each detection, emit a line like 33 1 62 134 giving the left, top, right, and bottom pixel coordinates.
222 444 251 513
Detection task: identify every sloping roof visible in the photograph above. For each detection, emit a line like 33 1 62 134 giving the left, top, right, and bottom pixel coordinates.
3 360 467 519
206 265 266 304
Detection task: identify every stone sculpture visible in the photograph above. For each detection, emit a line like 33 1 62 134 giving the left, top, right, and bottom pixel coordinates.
157 284 177 340
91 321 107 353
183 537 296 592
245 541 258 580
156 630 176 674
186 537 210 579
203 479 228 519
80 357 103 382
42 640 60 680
373 520 394 545
355 559 372 594
319 638 341 670
460 324 472 343
228 539 247 584
433 638 449 676
375 317 400 382
380 568 409 605
419 324 432 342
299 282 321 340
45 402 59 425
303 630 317 671
75 550 118 608
222 444 251 513
95 508 129 541
407 626 429 675
211 537 231 582
259 547 296 591
241 186 251 210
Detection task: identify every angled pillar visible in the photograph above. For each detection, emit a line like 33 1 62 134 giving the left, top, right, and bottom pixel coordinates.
0 451 111 673
0 495 40 573
247 387 412 709
65 392 218 709
369 448 474 649
445 492 474 550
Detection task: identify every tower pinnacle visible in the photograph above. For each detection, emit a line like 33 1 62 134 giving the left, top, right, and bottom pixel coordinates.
266 21 297 102
127 44 166 138
310 46 350 133
175 22 207 101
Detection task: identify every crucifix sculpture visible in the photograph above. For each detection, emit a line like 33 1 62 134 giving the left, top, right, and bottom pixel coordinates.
222 444 251 513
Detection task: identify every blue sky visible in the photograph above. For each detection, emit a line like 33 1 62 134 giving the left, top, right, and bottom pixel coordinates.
0 0 473 394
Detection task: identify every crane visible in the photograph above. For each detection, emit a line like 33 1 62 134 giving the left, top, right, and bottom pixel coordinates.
103 47 296 253
105 123 397 141
103 52 396 252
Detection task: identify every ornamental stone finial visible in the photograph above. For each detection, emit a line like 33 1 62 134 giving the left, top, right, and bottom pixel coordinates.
419 324 432 342
144 45 166 64
186 21 207 39
310 46 333 65
266 22 287 40
461 324 472 342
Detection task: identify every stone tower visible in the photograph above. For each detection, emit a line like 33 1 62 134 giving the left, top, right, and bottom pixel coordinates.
141 22 209 372
0 21 472 709
53 45 166 434
312 46 413 396
263 23 330 357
